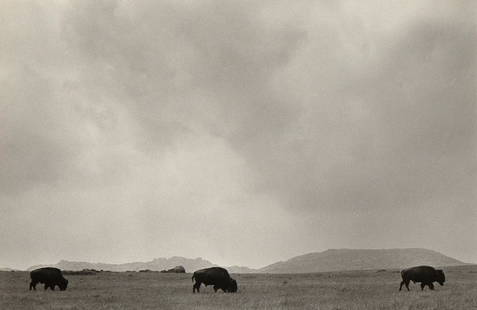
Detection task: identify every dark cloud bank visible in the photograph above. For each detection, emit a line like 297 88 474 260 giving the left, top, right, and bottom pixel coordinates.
0 0 475 269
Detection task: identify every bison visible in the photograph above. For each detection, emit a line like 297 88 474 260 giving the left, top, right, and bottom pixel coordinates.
30 267 68 291
192 267 237 293
399 265 445 291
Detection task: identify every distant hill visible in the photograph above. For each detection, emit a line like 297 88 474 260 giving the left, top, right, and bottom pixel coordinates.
28 256 216 273
0 267 15 272
259 248 465 273
25 248 465 274
227 265 258 274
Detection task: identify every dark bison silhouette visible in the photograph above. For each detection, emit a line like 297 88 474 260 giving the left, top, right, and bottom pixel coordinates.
192 267 237 293
30 267 68 291
399 265 445 291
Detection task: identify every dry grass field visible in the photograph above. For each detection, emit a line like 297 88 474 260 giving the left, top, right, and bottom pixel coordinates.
1 265 477 310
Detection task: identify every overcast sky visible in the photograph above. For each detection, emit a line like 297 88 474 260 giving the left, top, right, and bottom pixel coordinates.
1 0 476 270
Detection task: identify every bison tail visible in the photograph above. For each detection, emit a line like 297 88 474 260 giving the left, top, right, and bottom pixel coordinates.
192 274 195 282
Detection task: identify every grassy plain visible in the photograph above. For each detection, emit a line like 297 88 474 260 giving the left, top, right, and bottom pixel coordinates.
1 265 476 309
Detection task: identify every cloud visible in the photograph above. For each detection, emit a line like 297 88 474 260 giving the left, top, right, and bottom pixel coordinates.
59 0 307 149
220 1 477 215
0 0 475 268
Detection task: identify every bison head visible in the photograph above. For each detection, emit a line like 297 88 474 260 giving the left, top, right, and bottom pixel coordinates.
59 278 68 291
436 269 445 286
228 278 238 293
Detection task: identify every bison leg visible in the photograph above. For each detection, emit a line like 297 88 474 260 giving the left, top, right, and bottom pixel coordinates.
213 285 219 292
399 281 404 291
44 283 49 290
193 282 201 293
30 281 37 290
428 283 434 290
421 283 425 290
400 280 410 291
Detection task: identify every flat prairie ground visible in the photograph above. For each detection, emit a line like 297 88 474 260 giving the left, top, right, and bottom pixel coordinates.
1 265 477 310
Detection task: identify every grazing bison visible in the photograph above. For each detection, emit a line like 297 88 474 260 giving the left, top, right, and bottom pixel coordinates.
399 265 445 291
192 267 237 293
30 267 68 291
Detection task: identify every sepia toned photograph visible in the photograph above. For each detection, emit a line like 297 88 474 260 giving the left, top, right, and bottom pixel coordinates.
0 1 476 309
